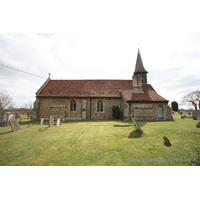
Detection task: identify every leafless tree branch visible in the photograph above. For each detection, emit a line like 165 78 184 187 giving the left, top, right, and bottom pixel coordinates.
0 89 15 110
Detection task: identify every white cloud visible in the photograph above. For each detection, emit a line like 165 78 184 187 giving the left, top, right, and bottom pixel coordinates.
0 33 200 108
1 0 200 109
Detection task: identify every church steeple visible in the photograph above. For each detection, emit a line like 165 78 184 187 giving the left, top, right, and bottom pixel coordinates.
133 48 148 83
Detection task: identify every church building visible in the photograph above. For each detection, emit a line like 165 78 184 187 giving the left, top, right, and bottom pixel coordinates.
31 49 173 121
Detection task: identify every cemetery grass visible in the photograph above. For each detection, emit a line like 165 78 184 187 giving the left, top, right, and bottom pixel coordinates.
0 115 200 166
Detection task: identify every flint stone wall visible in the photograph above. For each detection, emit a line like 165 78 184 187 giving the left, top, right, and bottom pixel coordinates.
34 97 172 121
37 97 124 120
131 102 173 120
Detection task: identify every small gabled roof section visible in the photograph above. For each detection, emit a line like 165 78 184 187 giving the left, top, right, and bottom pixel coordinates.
120 84 169 102
134 49 148 73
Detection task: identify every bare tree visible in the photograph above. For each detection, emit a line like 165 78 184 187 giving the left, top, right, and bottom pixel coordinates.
182 90 200 110
0 89 15 110
21 101 33 118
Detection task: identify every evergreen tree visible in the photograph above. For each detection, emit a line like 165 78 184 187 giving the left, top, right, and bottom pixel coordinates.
171 101 179 112
112 105 120 119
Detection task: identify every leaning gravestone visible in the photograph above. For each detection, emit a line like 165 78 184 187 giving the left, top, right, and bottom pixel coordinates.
163 136 172 147
192 110 198 120
56 118 60 126
130 115 143 132
40 118 44 124
49 115 54 127
10 118 21 132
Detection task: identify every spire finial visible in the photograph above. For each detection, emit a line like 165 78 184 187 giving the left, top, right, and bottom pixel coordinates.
138 43 140 50
48 73 51 79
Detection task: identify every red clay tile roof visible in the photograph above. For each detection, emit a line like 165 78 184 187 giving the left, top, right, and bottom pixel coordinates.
36 79 168 102
121 84 168 102
37 80 132 98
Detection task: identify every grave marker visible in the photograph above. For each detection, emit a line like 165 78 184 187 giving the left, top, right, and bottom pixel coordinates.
49 115 54 127
10 118 21 132
40 118 44 124
163 136 172 147
192 110 198 120
56 118 60 126
19 116 22 123
130 115 143 132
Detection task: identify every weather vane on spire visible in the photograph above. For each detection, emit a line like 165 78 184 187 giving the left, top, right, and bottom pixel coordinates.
138 43 140 50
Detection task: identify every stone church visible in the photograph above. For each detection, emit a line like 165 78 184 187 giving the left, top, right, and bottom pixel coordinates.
31 49 173 121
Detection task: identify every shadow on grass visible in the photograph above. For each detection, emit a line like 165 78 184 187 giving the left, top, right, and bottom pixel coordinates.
0 130 13 135
164 143 172 147
128 130 143 138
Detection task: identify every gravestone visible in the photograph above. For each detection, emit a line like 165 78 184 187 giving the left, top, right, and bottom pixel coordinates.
29 124 33 127
49 115 54 127
192 110 198 120
10 118 21 132
198 111 200 122
130 115 143 132
8 113 17 123
19 116 22 123
40 118 44 124
0 113 8 126
56 118 60 126
2 113 8 122
181 116 184 119
1 112 17 126
163 136 171 147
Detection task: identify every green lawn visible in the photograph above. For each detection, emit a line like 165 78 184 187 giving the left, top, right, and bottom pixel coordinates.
0 115 199 166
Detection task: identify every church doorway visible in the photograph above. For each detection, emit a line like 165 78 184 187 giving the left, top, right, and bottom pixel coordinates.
157 106 163 120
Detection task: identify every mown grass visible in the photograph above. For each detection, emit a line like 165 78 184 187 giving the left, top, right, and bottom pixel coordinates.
0 115 200 166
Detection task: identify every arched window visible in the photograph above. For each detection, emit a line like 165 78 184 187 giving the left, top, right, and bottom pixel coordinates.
157 106 163 120
97 101 103 112
70 100 76 111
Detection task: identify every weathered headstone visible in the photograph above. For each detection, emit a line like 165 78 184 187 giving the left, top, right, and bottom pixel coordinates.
10 118 21 132
8 113 17 123
2 113 8 122
192 110 198 120
49 115 54 127
29 124 33 127
130 115 143 132
163 136 171 147
198 111 200 122
19 116 22 123
181 116 184 119
56 118 60 126
40 118 44 124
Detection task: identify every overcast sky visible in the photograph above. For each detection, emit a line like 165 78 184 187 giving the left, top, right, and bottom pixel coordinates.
0 1 200 109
